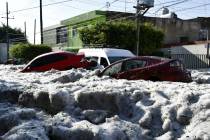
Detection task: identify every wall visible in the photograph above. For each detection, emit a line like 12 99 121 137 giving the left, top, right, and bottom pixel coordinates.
161 44 210 69
61 11 107 49
67 16 106 49
143 17 201 45
171 44 208 54
43 24 68 48
161 44 208 55
0 43 7 63
43 11 210 50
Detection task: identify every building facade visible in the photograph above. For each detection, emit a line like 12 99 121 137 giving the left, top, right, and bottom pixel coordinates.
43 10 210 51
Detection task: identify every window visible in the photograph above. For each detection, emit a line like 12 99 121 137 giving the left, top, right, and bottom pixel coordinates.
100 57 109 67
179 36 189 43
199 29 208 41
108 57 130 64
86 56 98 62
30 54 67 67
123 59 146 71
72 26 77 37
56 27 68 44
103 62 122 76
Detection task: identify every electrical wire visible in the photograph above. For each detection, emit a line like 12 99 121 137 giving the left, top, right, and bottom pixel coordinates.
99 0 120 10
175 2 210 12
0 0 78 16
154 0 191 14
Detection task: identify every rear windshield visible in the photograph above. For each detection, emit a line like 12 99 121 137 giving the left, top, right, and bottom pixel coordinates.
108 57 130 64
29 54 67 67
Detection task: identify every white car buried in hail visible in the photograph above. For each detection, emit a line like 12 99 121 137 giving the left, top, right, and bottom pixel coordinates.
78 48 135 68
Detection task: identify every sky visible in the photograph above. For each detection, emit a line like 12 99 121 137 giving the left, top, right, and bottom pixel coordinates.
0 0 209 44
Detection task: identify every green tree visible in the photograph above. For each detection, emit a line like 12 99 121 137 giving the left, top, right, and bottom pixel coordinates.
10 43 52 62
79 21 164 55
0 24 27 43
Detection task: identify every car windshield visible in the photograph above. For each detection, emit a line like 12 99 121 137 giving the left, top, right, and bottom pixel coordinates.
108 57 130 64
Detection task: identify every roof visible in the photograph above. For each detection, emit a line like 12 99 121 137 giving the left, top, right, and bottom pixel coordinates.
61 10 106 26
43 24 63 31
78 48 135 57
33 51 75 59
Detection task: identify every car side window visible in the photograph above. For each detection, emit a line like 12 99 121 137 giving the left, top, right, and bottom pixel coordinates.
100 57 109 67
123 59 146 71
86 56 98 62
103 62 122 76
30 54 67 67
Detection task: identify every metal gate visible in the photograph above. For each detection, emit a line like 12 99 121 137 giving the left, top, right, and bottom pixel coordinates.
171 54 210 69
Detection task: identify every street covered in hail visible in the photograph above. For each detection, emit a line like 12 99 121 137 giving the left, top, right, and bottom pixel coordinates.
0 64 210 140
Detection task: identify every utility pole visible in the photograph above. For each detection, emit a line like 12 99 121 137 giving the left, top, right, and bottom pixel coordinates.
6 2 9 61
106 2 110 11
40 0 43 44
1 2 14 61
136 0 140 56
24 21 27 38
34 19 36 45
134 0 154 56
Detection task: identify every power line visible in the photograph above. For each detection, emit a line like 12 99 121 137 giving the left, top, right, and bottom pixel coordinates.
164 0 191 8
154 0 191 13
99 0 120 10
154 0 187 6
75 0 121 9
0 0 76 15
175 2 210 12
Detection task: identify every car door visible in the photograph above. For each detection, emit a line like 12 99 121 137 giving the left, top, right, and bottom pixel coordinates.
102 61 123 78
118 59 147 80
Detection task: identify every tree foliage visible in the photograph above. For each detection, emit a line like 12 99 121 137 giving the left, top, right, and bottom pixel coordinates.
0 24 27 43
79 21 164 55
10 43 52 62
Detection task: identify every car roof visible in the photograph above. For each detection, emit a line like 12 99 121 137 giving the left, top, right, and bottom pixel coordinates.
109 56 172 64
34 51 76 59
140 56 170 61
78 48 135 58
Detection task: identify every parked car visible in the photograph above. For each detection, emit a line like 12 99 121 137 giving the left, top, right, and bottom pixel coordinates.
21 51 96 72
97 56 192 82
78 48 135 68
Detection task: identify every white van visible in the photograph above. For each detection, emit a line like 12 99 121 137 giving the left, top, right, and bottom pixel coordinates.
78 48 135 67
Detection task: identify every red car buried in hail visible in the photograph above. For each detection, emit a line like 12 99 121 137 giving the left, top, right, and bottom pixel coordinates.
97 56 192 82
21 51 95 72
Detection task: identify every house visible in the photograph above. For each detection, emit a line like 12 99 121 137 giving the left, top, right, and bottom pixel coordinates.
43 10 210 52
43 10 133 51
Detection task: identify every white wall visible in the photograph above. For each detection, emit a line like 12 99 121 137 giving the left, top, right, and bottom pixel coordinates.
161 44 208 55
171 44 207 54
160 43 210 69
0 43 8 63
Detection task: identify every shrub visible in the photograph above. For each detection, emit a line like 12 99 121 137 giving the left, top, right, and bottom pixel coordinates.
10 43 52 62
79 21 164 55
